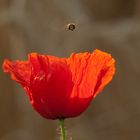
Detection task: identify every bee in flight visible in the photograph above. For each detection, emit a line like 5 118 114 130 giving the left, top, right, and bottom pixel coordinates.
66 23 76 31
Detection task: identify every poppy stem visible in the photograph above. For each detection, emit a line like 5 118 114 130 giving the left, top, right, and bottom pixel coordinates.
59 118 66 140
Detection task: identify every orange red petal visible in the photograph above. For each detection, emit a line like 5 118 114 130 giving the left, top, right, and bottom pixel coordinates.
2 59 31 86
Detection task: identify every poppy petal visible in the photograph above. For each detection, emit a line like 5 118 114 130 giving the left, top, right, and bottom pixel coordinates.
28 53 73 118
68 52 96 98
2 59 31 86
93 49 115 96
24 87 55 119
65 52 97 117
65 49 115 117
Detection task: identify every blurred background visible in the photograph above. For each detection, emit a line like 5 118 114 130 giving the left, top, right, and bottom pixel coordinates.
0 0 140 140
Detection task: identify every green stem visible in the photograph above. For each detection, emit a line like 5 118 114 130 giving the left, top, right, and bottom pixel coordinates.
59 118 66 140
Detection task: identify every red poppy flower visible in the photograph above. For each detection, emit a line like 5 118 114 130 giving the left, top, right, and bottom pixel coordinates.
2 49 115 119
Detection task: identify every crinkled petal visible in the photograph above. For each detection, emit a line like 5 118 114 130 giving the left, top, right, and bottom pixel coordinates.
93 49 115 96
2 59 31 86
64 49 115 117
28 53 73 119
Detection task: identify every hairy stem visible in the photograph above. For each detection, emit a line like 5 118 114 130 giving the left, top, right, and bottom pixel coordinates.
59 118 66 140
